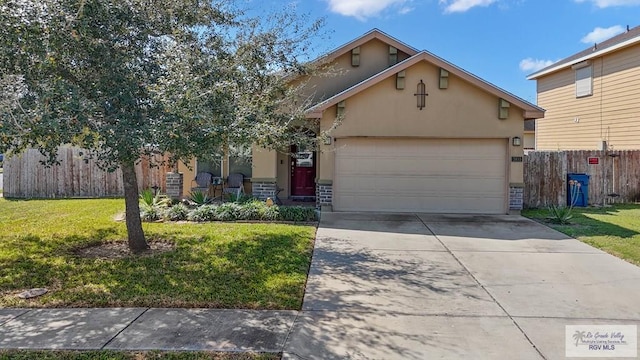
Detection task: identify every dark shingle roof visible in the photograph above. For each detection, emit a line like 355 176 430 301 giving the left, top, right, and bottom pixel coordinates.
528 25 640 79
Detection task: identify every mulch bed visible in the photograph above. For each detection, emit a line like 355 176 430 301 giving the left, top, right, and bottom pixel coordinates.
73 240 175 259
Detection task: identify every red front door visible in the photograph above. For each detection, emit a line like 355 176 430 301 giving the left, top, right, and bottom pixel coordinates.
291 146 316 197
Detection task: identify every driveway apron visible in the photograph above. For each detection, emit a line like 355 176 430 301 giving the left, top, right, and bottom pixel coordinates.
283 213 640 360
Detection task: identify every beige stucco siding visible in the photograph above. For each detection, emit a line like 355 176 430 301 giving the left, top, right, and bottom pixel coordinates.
178 159 197 196
293 39 411 104
536 44 640 150
251 146 277 179
276 151 290 196
320 60 525 185
524 132 535 149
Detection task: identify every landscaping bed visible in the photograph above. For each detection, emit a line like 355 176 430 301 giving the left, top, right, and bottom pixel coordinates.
0 198 316 308
523 204 640 266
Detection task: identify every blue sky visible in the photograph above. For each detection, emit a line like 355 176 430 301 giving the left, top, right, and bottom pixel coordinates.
271 0 640 103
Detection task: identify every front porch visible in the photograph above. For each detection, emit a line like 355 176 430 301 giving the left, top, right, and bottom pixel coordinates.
251 146 328 206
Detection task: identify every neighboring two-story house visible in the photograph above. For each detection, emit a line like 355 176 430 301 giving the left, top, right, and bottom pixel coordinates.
527 25 640 150
182 29 544 214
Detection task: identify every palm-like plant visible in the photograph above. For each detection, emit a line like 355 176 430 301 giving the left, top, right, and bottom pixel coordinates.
547 180 582 224
188 190 211 206
573 330 586 346
139 189 171 221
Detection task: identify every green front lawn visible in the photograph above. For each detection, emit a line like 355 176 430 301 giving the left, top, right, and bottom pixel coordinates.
0 350 279 360
0 198 316 308
523 204 640 266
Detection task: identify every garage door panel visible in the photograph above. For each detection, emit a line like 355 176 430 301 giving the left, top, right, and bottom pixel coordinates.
334 138 507 214
336 194 505 213
340 160 504 177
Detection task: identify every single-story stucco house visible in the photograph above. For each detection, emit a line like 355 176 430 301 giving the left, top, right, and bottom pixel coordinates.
178 29 545 214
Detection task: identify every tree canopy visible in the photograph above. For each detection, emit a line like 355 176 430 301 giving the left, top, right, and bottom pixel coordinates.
0 0 326 251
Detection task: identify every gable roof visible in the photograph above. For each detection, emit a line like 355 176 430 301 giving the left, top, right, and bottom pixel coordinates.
308 51 545 120
527 25 640 80
315 29 419 65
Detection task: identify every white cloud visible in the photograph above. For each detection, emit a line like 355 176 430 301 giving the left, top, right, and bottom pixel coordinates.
519 58 555 72
440 0 497 13
581 25 625 43
324 0 411 20
575 0 640 8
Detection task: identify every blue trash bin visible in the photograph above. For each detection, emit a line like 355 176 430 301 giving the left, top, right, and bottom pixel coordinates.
567 173 589 207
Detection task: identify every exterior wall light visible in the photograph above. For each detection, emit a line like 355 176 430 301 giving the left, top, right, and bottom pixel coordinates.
512 137 522 147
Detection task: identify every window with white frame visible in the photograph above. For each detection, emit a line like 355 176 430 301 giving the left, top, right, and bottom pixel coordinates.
575 64 592 98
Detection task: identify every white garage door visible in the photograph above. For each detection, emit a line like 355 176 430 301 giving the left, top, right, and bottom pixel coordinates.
334 138 507 214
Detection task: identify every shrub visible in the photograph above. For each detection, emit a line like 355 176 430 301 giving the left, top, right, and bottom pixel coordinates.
140 206 161 222
171 201 317 223
188 204 217 222
237 200 267 220
215 202 242 221
165 202 189 221
279 206 317 222
263 204 280 221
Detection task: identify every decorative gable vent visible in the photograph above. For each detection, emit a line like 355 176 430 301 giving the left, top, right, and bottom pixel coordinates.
439 68 449 89
396 71 406 90
337 101 346 118
499 99 510 119
351 47 360 67
389 46 398 66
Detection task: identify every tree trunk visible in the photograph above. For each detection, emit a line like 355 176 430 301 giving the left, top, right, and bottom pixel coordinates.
121 161 149 252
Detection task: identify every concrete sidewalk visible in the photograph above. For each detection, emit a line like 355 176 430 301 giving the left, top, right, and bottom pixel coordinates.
0 308 297 352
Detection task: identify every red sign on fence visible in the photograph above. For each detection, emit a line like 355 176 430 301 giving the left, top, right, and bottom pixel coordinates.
588 157 599 165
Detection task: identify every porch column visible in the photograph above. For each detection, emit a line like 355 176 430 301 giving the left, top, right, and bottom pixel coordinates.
317 112 335 211
251 145 278 200
509 134 525 213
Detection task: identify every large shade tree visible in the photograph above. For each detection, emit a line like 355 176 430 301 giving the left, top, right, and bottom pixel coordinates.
0 0 325 252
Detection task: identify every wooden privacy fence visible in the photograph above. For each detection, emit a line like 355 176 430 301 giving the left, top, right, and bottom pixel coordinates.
4 147 171 198
524 150 640 208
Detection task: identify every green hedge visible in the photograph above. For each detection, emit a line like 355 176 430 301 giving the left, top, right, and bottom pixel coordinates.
145 200 318 223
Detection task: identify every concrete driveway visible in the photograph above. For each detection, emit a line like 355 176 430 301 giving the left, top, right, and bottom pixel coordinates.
284 213 640 359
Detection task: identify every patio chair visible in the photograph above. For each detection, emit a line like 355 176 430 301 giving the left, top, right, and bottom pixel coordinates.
190 172 213 196
223 173 245 200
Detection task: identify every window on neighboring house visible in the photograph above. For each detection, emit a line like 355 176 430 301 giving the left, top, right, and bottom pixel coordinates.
575 65 592 98
228 145 252 178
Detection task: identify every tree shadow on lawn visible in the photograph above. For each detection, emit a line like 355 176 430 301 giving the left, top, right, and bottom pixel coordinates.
0 229 313 309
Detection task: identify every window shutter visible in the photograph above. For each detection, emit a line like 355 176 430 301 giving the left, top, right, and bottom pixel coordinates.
575 66 592 97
